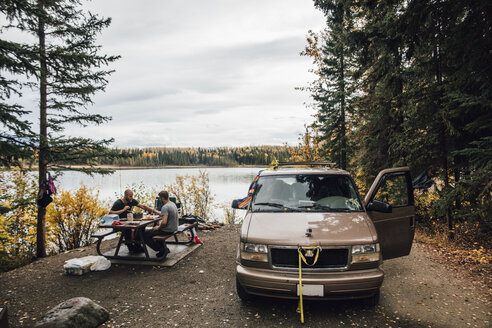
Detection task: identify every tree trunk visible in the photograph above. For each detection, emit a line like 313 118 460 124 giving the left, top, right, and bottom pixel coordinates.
36 0 48 258
454 168 461 210
433 0 453 239
340 46 347 170
442 145 453 239
439 121 452 238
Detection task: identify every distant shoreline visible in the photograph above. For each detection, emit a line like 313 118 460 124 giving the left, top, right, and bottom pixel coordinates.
65 164 263 170
1 164 264 172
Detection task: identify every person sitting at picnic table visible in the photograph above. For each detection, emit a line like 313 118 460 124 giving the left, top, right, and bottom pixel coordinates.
144 190 178 258
109 189 160 253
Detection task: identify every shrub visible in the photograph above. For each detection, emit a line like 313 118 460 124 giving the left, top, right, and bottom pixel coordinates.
0 170 38 270
46 185 106 252
165 170 215 219
220 202 241 224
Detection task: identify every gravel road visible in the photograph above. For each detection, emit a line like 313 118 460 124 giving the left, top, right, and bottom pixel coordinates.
1 224 490 327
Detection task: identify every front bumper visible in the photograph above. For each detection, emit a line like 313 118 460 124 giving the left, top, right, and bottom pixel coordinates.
236 263 384 300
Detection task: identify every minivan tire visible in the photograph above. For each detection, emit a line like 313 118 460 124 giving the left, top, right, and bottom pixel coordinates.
236 277 253 301
364 290 380 307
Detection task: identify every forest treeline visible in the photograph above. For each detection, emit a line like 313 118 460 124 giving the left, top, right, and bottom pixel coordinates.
295 1 491 242
97 146 294 167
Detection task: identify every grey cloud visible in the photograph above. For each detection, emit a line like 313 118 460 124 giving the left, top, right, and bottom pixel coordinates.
71 0 326 148
210 37 307 63
165 37 306 93
100 89 180 107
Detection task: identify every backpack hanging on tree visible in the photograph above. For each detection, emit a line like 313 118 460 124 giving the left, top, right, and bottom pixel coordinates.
37 172 56 208
47 172 57 195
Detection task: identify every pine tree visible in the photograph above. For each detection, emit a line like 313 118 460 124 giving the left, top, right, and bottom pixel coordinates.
1 0 120 257
311 0 357 170
0 1 37 167
306 0 491 236
349 0 409 182
402 0 492 236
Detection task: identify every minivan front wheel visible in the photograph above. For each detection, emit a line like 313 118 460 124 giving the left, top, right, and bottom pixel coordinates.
236 277 253 301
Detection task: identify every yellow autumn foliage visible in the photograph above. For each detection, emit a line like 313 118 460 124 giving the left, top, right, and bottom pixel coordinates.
46 185 107 252
164 170 215 219
289 125 323 163
0 170 38 258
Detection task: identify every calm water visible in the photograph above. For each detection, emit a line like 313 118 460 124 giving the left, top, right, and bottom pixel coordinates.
57 167 261 221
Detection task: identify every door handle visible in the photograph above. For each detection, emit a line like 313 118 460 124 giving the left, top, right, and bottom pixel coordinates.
409 216 415 228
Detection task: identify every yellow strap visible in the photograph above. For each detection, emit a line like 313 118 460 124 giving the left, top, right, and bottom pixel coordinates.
296 246 321 324
297 249 304 323
299 246 321 266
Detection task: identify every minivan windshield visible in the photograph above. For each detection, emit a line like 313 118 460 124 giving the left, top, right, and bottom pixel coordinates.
251 174 363 212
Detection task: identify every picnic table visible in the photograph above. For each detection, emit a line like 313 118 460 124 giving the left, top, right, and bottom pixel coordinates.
94 216 161 260
93 216 199 261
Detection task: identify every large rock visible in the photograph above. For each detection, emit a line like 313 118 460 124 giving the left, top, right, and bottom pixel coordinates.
35 297 109 328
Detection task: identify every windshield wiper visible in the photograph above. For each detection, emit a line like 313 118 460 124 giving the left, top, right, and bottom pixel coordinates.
253 202 300 212
330 208 362 212
299 204 361 212
298 204 333 211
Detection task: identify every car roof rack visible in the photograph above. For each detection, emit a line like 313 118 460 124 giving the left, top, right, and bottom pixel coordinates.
273 161 337 170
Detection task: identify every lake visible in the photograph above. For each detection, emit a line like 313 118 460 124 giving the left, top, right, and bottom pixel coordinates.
57 167 262 221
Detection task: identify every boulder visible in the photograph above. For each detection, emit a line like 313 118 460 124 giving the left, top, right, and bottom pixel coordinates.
35 297 109 328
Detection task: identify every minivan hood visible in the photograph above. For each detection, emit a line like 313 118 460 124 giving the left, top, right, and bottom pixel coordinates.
244 212 376 246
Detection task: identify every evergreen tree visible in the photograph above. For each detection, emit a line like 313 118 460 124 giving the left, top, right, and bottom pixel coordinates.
1 0 120 257
350 0 408 182
402 0 492 236
342 0 491 234
312 0 357 170
305 0 491 236
0 1 36 167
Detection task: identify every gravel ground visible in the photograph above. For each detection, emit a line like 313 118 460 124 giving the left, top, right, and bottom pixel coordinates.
1 224 490 327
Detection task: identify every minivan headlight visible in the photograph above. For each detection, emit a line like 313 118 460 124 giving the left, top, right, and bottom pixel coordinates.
240 242 268 262
351 243 380 263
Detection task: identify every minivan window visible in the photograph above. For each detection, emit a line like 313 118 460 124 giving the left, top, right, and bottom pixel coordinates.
251 174 363 212
373 174 409 207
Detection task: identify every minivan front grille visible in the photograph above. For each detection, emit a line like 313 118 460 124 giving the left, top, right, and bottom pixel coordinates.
270 247 348 269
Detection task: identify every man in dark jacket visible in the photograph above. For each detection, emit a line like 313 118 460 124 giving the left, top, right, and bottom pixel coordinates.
109 189 159 219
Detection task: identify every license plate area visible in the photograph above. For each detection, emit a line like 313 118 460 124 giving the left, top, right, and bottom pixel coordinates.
297 284 324 297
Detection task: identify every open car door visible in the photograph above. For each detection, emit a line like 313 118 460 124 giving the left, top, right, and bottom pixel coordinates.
364 167 415 260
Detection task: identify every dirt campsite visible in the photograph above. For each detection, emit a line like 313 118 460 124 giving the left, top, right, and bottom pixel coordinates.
0 224 490 328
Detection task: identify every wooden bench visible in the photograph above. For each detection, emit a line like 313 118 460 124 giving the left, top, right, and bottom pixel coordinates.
152 222 199 245
92 230 118 256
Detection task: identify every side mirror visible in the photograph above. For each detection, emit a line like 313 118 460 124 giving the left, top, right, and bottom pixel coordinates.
366 200 392 213
231 199 246 210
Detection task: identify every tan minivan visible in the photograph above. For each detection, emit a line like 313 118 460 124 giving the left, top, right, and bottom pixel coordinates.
232 164 415 305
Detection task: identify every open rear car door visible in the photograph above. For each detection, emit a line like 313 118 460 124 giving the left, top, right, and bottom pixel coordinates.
364 167 415 260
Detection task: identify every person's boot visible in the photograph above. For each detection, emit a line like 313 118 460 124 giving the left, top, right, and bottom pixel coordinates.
156 247 169 258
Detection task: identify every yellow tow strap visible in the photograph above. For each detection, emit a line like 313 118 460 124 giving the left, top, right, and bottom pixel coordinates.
296 246 321 324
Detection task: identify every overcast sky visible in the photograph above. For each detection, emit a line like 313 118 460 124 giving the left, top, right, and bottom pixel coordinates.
51 1 326 148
